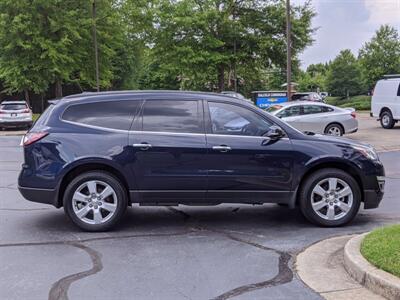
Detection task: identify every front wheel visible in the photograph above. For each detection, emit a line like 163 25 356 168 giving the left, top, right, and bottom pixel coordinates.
299 168 361 227
63 171 128 231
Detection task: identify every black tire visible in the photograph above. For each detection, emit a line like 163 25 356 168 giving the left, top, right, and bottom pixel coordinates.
380 110 395 129
63 171 128 231
299 168 361 227
324 123 344 136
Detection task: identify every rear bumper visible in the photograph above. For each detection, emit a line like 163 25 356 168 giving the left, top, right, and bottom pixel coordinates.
18 186 59 207
0 120 32 128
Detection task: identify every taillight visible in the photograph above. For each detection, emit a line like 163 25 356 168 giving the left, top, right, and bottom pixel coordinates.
23 109 30 113
351 112 356 118
21 132 48 146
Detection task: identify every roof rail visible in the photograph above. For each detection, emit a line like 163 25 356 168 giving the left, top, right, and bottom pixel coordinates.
383 74 400 79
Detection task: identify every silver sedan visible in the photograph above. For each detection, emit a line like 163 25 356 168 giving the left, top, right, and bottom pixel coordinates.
266 101 358 136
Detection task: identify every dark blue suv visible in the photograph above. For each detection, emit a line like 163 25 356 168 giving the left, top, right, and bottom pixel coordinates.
18 91 385 231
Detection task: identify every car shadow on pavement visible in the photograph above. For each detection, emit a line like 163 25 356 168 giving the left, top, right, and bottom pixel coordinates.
28 204 379 238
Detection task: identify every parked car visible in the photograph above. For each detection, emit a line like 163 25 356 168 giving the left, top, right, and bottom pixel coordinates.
19 91 384 231
0 101 33 130
319 92 329 99
292 92 324 102
266 101 358 136
221 91 253 103
371 74 400 129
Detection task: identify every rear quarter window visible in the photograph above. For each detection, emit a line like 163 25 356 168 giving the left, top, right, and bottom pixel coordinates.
62 100 141 130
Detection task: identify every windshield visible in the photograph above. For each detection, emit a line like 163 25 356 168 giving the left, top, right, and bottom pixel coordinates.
265 105 283 113
0 104 27 111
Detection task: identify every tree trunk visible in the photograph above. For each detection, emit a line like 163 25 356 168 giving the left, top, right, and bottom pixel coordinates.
55 79 63 98
217 65 225 92
24 90 30 106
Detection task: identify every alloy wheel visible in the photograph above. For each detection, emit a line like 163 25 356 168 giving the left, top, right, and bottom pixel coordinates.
327 126 342 136
72 180 118 225
310 177 353 221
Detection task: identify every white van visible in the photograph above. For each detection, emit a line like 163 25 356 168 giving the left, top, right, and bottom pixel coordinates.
371 75 400 129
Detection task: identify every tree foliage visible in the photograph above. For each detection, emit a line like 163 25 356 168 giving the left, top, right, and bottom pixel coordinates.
139 0 315 93
326 50 363 98
359 25 400 89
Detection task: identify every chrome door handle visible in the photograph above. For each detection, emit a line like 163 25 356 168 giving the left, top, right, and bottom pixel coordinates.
212 145 231 152
132 143 152 150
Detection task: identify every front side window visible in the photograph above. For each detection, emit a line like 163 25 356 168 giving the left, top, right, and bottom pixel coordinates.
208 102 272 136
62 100 140 130
142 100 202 133
277 106 301 118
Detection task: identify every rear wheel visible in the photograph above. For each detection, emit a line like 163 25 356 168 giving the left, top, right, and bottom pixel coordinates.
299 168 361 227
380 110 395 129
63 171 127 231
324 123 343 136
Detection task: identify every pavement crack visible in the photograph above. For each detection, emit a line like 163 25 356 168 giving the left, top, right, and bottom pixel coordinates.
163 207 294 299
48 242 103 300
0 230 193 248
212 252 292 300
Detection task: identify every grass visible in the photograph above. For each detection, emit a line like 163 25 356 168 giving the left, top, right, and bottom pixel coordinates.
361 224 400 278
33 114 40 122
325 95 371 111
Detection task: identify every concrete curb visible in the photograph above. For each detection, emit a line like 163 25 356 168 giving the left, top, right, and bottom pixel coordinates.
344 233 400 300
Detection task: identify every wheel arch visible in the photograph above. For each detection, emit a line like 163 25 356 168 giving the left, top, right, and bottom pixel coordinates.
379 107 392 116
295 160 364 206
56 161 131 208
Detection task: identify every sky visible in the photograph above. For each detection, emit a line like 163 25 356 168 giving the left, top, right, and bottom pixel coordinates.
293 0 400 69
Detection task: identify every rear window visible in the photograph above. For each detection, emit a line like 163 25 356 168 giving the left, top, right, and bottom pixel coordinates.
62 100 141 130
0 103 27 110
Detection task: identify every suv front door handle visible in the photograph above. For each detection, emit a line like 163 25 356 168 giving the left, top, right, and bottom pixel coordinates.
132 143 152 150
212 145 232 153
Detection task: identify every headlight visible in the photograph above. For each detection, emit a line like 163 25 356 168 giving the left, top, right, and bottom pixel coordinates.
352 145 379 161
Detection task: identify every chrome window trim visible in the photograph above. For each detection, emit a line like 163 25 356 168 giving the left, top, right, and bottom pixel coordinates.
128 130 289 140
61 119 129 133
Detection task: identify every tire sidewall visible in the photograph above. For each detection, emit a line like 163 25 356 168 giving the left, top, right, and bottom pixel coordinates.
300 169 361 227
63 171 127 231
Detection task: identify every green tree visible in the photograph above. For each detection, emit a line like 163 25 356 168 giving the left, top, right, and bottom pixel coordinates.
359 25 400 89
326 50 363 98
0 0 130 100
139 0 315 92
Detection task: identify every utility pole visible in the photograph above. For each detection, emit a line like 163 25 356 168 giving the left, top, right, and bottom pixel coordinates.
286 0 292 101
92 0 100 92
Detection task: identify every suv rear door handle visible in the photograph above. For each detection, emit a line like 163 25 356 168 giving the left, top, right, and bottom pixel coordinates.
212 145 231 152
132 143 152 150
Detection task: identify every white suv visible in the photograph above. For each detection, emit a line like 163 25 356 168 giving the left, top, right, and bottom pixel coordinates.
0 101 33 130
371 75 400 129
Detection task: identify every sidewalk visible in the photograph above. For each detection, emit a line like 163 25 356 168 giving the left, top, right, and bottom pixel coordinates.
296 235 384 300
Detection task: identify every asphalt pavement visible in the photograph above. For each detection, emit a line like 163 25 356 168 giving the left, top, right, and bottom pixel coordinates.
0 135 399 300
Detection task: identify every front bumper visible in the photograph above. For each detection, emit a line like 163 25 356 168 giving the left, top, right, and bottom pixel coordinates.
18 186 59 207
363 176 385 209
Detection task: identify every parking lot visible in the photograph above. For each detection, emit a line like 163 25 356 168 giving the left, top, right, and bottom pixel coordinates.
1 115 400 300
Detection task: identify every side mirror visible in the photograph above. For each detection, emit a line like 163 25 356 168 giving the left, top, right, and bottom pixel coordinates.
263 126 285 139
